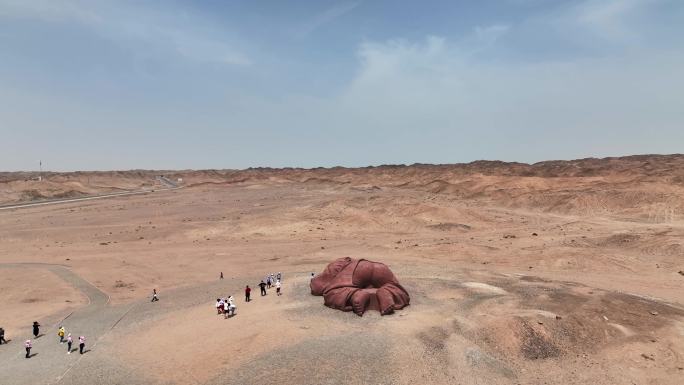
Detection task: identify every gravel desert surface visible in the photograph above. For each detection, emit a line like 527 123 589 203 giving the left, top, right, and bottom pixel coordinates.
1 154 683 385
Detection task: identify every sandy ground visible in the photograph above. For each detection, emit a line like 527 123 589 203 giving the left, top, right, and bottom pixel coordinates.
1 158 683 384
0 267 86 337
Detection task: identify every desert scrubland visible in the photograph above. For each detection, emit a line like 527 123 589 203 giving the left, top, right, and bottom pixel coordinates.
1 155 683 384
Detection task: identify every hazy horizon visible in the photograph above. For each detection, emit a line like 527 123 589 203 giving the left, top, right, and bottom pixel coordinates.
2 152 682 173
2 0 683 171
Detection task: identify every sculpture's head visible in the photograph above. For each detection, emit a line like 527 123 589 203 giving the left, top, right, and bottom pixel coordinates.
310 257 354 295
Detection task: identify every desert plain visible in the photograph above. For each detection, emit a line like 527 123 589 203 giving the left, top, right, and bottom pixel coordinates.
1 154 683 385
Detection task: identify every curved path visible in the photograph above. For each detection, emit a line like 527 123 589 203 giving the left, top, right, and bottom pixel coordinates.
0 263 130 385
0 263 259 384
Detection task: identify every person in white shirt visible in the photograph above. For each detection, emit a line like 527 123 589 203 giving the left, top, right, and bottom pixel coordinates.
227 296 236 316
25 339 32 358
275 280 282 296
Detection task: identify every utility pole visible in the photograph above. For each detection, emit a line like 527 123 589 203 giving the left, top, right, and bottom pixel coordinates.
39 160 42 182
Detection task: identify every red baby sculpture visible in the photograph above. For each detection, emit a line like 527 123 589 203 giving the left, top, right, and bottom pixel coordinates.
310 257 410 316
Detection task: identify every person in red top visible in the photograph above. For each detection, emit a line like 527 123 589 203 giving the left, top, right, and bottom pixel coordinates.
245 285 251 302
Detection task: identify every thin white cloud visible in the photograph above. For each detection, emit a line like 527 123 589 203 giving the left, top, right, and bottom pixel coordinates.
2 0 683 170
0 0 102 24
163 28 251 66
295 1 361 37
563 0 664 42
274 26 684 161
578 0 645 24
473 24 510 45
0 0 250 66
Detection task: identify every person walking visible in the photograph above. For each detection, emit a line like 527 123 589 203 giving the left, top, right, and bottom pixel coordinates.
227 296 236 317
226 295 237 318
245 285 251 302
216 298 223 315
258 280 267 296
58 326 66 343
25 339 32 358
223 300 230 319
151 289 159 302
32 322 40 338
0 327 6 344
266 276 271 289
277 272 282 282
275 280 282 296
79 335 86 354
220 272 224 280
67 333 73 354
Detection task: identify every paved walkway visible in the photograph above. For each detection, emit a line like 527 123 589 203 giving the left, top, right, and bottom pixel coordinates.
0 263 129 385
0 263 262 384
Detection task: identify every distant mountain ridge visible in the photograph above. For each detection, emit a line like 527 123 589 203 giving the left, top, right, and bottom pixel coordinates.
2 154 684 221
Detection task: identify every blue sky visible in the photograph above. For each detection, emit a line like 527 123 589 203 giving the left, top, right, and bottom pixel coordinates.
1 0 683 171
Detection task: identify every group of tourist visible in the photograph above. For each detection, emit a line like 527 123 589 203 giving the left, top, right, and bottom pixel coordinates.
263 272 283 296
261 272 283 296
215 296 238 318
53 325 86 356
0 321 87 359
1 272 291 360
213 272 285 319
